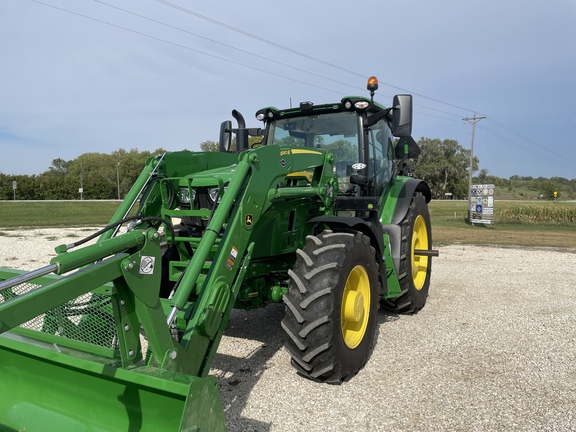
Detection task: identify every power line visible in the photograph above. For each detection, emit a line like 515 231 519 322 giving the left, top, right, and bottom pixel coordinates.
153 0 575 170
154 0 482 114
23 0 424 108
26 0 345 96
88 0 371 96
90 0 471 119
415 111 463 122
23 0 571 174
486 117 576 165
476 125 575 171
33 0 472 119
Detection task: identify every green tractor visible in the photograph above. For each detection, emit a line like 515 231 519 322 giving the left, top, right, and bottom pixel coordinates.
0 76 437 431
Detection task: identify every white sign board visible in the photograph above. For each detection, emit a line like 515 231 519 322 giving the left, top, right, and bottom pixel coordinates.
469 184 495 225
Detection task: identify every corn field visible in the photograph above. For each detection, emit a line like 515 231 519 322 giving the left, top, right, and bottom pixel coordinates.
499 205 576 224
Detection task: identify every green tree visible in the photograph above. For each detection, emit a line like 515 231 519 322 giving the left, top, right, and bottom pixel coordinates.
48 158 70 177
539 179 559 200
67 153 116 199
200 137 262 152
0 174 38 200
324 139 357 161
200 140 219 152
114 148 165 198
412 138 478 199
477 168 489 184
36 172 73 199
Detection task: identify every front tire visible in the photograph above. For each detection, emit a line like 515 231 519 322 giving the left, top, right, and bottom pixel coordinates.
281 231 379 383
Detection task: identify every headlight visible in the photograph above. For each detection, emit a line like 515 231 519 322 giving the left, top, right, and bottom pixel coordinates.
208 186 226 204
179 187 195 204
354 100 370 110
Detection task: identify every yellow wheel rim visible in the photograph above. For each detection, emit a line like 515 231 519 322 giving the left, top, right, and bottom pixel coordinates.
411 215 429 290
341 265 371 349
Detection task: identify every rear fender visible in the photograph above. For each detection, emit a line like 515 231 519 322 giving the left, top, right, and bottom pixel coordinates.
382 177 431 226
380 177 431 287
306 216 387 296
307 216 384 257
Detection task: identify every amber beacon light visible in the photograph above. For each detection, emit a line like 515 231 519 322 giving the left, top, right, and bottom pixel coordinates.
367 76 379 92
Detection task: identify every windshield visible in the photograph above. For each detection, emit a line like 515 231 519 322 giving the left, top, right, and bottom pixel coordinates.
267 111 359 161
266 110 394 196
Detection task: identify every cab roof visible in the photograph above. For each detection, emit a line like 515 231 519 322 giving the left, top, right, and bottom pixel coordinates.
255 96 389 122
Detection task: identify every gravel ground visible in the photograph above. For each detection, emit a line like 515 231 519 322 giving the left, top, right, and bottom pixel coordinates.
1 228 575 431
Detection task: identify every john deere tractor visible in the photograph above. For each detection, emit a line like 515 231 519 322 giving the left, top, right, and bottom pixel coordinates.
0 76 437 431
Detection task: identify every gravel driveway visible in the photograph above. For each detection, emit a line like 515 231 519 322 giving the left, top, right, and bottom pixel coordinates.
1 228 575 431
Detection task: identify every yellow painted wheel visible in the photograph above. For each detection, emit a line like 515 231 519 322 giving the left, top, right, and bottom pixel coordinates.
341 265 371 349
411 214 430 290
283 231 378 383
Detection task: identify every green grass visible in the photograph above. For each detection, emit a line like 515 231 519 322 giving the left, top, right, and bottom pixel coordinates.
1 200 575 248
429 200 576 248
430 200 576 230
0 201 122 228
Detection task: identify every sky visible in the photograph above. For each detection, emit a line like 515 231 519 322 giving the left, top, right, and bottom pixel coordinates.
0 0 575 180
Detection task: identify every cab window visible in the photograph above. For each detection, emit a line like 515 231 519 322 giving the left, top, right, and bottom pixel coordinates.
268 111 360 194
367 118 394 195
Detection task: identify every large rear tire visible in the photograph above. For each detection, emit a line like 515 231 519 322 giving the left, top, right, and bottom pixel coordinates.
281 231 379 383
382 192 432 313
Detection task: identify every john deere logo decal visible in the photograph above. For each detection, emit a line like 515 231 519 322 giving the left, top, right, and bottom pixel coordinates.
245 214 253 226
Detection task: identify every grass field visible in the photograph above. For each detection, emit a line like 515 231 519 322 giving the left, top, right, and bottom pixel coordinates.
1 200 575 249
429 200 576 248
0 201 123 228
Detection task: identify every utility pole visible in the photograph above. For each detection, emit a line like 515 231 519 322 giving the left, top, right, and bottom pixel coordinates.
463 113 486 196
80 164 84 200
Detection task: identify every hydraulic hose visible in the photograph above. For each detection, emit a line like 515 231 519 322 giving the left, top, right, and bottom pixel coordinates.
60 216 175 253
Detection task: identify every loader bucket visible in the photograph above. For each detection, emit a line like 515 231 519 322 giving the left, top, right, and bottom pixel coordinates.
0 269 227 432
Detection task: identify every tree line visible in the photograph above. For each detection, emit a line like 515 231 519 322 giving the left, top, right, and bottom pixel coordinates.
1 140 574 201
0 148 165 200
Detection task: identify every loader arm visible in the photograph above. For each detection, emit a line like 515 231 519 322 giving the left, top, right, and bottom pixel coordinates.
0 145 335 432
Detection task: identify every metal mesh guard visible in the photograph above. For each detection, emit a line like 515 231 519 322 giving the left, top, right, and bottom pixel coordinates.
0 281 118 348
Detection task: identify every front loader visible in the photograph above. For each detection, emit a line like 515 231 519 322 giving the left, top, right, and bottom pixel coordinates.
0 76 437 431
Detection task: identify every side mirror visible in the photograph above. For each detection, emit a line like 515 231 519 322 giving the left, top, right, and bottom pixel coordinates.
219 120 232 152
392 94 413 137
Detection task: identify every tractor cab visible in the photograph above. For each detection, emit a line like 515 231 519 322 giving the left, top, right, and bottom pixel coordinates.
251 77 419 205
219 78 418 203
